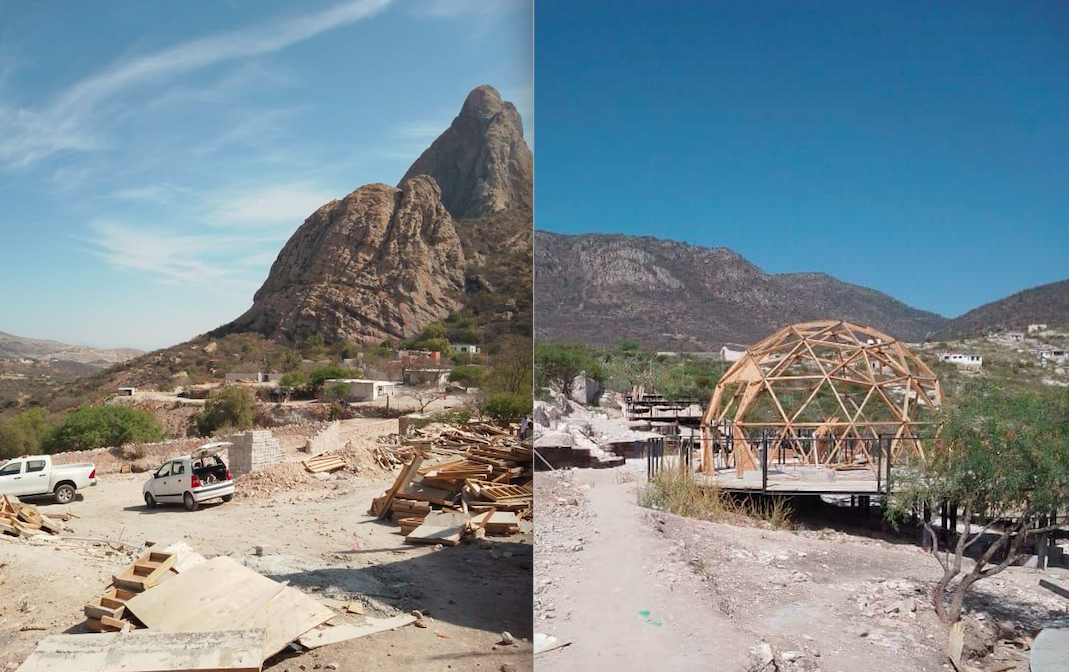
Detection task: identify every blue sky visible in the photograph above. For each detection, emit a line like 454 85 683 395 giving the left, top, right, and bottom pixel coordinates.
536 1 1069 319
0 0 532 350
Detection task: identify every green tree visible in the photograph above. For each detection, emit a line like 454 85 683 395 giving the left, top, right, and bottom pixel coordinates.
887 383 1069 624
0 408 54 458
309 366 357 393
196 386 256 436
482 392 531 427
324 382 351 402
420 337 451 355
278 370 311 394
449 365 484 387
534 342 604 392
44 406 168 453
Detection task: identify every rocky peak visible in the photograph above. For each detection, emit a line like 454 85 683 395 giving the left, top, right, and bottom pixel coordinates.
234 175 465 345
401 85 533 220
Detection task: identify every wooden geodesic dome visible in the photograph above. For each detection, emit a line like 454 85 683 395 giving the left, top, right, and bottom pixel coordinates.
700 320 942 474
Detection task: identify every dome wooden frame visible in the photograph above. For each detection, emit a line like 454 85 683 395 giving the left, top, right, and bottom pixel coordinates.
700 320 942 474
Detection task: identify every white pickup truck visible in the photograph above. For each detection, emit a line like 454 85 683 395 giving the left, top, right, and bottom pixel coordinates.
0 455 97 504
143 443 235 511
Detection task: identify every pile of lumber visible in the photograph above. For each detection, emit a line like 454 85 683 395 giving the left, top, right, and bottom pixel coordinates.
303 454 346 473
0 495 64 539
84 549 176 632
368 422 533 545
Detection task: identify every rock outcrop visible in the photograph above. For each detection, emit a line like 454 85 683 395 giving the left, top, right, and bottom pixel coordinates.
235 176 465 345
231 85 532 346
402 85 532 221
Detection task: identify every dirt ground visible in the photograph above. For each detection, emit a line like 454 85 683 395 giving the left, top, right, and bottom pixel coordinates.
0 419 532 672
534 461 1069 672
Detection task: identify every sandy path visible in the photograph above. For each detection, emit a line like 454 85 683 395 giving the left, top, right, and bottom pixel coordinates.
536 465 750 671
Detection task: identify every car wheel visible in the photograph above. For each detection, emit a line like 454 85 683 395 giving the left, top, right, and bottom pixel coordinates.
54 484 75 505
183 492 199 511
221 494 234 503
144 492 156 508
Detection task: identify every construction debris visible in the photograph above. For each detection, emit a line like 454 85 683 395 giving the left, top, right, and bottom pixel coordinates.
84 550 176 633
1 495 65 539
303 454 346 473
15 629 266 672
367 423 533 544
123 556 336 663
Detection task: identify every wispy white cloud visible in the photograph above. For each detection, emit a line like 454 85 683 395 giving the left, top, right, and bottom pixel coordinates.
206 182 336 228
110 183 194 205
409 0 525 18
82 220 262 295
0 0 392 168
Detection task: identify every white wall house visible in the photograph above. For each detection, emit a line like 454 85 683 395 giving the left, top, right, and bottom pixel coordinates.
720 346 746 362
1028 323 1049 334
324 379 397 402
453 344 479 355
940 353 983 368
1041 349 1068 364
1005 331 1025 342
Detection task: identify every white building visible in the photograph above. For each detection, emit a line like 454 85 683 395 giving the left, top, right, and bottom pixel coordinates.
1041 349 1068 364
117 387 136 396
452 343 479 355
1005 331 1025 342
719 346 746 362
940 353 983 368
1028 324 1049 334
324 379 398 402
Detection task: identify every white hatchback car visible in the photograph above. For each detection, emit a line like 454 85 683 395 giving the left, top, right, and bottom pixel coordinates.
143 443 235 511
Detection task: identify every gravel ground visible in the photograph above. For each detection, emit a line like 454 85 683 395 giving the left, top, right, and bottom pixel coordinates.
535 461 1069 672
0 419 532 672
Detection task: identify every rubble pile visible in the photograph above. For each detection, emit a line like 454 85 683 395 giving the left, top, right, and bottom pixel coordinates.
0 495 67 539
534 396 659 468
369 422 533 545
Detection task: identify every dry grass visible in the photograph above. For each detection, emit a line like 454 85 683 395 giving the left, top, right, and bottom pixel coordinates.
639 466 793 529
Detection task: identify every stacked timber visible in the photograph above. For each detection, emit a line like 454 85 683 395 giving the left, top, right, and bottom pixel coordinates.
0 495 64 538
367 422 533 544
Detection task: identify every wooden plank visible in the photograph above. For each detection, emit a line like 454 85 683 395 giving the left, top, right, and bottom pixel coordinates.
405 510 468 546
124 556 333 662
14 629 264 672
114 551 175 592
371 455 424 518
296 615 416 649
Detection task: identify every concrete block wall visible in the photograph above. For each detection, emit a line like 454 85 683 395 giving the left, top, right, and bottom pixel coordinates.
227 430 283 477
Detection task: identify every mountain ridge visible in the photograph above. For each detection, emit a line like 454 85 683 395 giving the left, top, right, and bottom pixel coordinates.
0 330 143 368
535 230 950 349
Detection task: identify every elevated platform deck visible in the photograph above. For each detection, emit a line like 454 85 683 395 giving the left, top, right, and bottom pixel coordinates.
696 465 896 495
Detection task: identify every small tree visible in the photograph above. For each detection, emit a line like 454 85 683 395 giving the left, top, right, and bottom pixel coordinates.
888 383 1069 623
400 388 441 414
197 386 256 436
324 382 351 402
278 370 311 395
44 406 168 453
482 392 531 427
534 342 604 392
308 366 355 393
449 365 484 388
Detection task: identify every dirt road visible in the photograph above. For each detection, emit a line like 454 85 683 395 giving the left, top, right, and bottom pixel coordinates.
1 426 533 671
535 462 1067 672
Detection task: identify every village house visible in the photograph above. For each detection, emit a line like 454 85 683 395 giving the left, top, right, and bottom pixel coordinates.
323 378 398 402
940 353 983 368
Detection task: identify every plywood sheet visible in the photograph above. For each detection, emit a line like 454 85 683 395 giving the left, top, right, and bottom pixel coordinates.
15 629 264 672
124 557 333 661
296 615 416 649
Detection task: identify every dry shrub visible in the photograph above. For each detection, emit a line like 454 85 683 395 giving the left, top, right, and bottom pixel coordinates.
638 466 729 521
639 466 793 529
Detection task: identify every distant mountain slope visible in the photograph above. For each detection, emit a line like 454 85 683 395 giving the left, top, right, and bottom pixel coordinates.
934 278 1069 339
534 231 949 349
0 330 142 368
